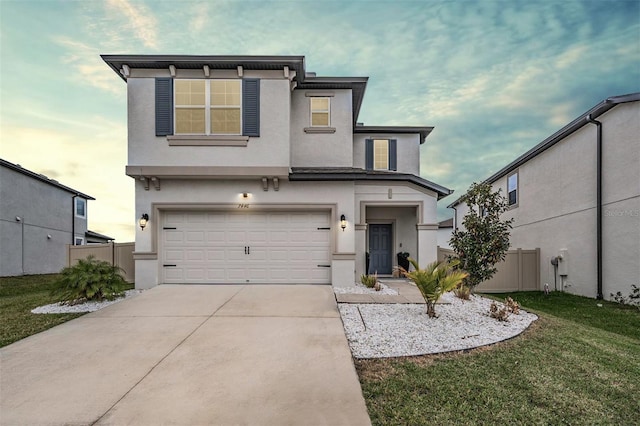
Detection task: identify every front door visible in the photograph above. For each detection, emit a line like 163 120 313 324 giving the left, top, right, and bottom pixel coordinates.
369 224 392 274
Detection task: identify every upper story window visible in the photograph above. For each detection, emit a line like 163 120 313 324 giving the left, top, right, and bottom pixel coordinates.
175 79 242 135
310 97 330 126
366 139 397 171
75 198 86 218
507 171 518 207
374 139 389 170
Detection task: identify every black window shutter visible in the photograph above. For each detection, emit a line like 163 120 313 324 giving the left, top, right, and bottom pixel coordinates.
155 78 173 136
365 139 373 170
242 79 260 137
389 139 397 171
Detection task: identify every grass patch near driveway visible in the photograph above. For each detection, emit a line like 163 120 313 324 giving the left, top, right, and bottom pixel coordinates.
356 292 640 425
1 274 84 347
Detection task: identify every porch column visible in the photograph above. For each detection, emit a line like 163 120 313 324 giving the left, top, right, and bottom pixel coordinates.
354 223 367 278
417 224 438 267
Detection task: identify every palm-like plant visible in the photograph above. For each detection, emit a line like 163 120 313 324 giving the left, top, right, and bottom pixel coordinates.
53 256 128 304
399 258 469 318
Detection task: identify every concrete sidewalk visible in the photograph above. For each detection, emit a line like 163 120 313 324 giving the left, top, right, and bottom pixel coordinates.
0 285 371 425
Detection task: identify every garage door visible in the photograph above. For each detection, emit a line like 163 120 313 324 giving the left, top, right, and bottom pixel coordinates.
161 211 331 284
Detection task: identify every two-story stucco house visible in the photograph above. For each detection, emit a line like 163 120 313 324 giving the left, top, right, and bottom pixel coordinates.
0 158 98 276
448 93 640 300
102 55 452 289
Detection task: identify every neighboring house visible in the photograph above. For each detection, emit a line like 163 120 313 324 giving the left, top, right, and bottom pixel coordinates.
0 158 95 276
102 55 452 289
437 218 453 249
85 230 115 244
448 93 640 300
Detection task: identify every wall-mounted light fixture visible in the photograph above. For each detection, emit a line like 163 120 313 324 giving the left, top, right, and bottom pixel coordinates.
47 234 52 239
139 213 149 230
242 192 249 199
15 216 22 222
340 214 347 231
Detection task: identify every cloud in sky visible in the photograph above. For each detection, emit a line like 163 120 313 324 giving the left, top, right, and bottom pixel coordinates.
1 0 638 241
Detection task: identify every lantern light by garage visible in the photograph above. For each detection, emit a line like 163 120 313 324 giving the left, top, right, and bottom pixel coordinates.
340 214 347 231
139 213 149 230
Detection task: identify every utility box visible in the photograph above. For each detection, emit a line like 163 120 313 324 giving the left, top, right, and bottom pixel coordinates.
558 249 569 276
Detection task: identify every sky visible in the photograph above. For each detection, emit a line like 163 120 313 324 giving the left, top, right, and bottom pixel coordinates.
1 0 639 242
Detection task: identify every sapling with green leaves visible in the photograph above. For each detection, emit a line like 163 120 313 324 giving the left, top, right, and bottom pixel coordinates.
399 258 468 318
450 182 514 290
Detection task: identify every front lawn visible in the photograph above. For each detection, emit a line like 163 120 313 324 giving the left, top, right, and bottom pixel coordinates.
356 291 640 425
1 274 85 347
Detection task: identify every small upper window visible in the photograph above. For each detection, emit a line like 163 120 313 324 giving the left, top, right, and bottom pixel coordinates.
374 139 389 170
310 97 330 126
175 79 241 135
75 198 86 218
507 172 518 207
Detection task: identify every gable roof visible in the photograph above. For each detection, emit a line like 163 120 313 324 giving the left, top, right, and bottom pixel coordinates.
448 92 640 208
289 167 453 199
0 158 95 200
101 54 368 125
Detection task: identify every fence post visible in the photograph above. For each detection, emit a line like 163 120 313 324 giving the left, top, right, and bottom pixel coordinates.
517 248 523 291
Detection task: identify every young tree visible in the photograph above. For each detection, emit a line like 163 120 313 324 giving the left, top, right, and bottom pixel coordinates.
450 182 514 289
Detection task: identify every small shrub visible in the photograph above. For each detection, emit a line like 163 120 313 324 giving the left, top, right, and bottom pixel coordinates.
399 259 468 318
489 301 510 321
53 256 127 304
505 297 520 314
611 285 640 310
360 274 378 289
454 285 471 300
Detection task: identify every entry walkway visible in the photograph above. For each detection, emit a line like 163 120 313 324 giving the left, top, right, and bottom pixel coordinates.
334 279 426 304
1 285 371 425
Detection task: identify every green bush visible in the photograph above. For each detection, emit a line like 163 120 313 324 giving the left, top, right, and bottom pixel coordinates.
360 274 378 288
399 259 468 318
53 256 127 304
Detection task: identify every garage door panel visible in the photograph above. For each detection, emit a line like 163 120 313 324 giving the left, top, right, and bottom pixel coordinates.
163 210 331 284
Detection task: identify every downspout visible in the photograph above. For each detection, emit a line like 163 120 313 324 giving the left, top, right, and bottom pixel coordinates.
72 195 77 245
586 114 603 300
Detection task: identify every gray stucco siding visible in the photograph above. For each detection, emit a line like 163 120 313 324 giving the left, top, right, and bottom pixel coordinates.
0 165 86 276
353 134 420 175
290 90 353 168
128 78 291 168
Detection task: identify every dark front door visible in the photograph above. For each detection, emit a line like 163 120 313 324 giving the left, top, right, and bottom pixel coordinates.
369 224 392 274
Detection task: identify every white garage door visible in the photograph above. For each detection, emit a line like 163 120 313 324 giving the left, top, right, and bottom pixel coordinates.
161 211 332 284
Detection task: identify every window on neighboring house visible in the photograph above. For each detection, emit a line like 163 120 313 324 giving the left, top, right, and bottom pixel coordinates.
175 79 241 135
310 97 330 126
365 139 397 171
75 198 86 218
508 171 518 207
74 237 84 246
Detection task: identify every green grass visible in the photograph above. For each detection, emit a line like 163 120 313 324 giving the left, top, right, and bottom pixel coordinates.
356 291 640 425
0 274 133 348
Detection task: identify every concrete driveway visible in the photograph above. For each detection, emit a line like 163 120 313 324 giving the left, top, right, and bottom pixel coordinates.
0 285 371 425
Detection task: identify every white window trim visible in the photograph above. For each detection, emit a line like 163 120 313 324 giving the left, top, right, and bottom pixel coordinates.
373 139 390 170
74 237 85 246
75 198 86 219
507 171 519 208
174 79 242 136
309 97 331 127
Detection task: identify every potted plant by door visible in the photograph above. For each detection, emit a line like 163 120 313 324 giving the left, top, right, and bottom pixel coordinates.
397 252 410 271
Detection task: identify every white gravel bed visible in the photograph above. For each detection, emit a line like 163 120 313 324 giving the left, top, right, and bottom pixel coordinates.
31 290 142 314
333 282 398 295
339 292 537 358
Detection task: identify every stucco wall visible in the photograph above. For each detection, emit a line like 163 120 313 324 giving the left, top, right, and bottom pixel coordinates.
290 89 353 168
0 166 87 275
353 133 421 175
127 76 291 168
453 102 640 300
133 178 356 288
